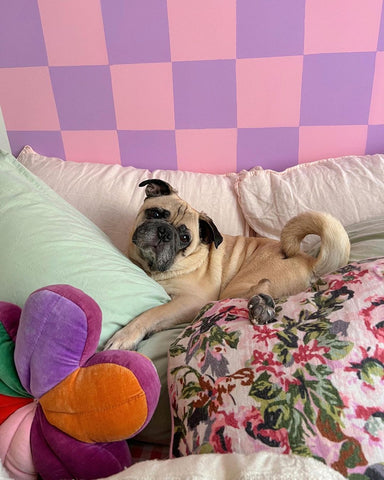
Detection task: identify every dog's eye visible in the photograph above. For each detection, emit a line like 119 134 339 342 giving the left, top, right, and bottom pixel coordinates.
178 224 191 247
146 208 168 219
180 233 190 244
145 208 170 220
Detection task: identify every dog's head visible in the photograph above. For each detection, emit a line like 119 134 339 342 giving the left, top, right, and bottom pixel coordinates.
128 179 223 274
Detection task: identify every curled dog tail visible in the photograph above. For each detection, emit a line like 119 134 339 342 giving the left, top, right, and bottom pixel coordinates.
280 211 350 277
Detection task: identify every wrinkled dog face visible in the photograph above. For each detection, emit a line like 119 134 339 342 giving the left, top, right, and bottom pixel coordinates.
132 205 193 272
128 180 223 274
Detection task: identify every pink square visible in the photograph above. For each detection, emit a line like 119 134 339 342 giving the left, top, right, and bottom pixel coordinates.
111 64 175 130
38 0 108 66
299 126 368 163
176 129 237 173
305 0 382 54
369 52 384 125
168 0 236 61
62 130 120 164
237 57 303 128
0 67 59 130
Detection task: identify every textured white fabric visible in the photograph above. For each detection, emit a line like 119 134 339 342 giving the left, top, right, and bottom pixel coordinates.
236 154 384 241
0 460 13 480
17 146 249 254
100 452 345 480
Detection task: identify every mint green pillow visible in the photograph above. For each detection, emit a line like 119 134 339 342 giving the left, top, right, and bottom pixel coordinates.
0 149 177 443
0 149 170 348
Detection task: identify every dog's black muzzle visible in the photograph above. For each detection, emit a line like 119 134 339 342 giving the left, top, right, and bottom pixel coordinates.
132 219 176 245
132 220 178 272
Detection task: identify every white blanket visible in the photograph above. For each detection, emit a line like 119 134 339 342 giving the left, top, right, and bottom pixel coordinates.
1 453 345 480
0 460 12 480
99 452 345 480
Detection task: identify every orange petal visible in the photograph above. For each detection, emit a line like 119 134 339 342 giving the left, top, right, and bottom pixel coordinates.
40 364 148 443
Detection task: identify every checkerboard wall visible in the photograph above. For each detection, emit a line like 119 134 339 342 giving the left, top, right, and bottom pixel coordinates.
1 0 384 173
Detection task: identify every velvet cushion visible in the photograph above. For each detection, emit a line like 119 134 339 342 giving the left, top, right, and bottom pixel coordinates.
0 284 161 480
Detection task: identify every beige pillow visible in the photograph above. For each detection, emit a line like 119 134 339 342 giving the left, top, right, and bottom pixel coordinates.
236 154 384 242
17 146 249 253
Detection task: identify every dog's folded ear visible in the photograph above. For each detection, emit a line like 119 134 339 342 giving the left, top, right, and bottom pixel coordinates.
139 179 176 198
199 214 223 248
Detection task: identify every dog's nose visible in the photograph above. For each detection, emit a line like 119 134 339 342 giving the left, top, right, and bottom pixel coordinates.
157 225 171 242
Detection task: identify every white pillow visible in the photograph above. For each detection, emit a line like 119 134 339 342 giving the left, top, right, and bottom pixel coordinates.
17 146 249 253
236 154 384 241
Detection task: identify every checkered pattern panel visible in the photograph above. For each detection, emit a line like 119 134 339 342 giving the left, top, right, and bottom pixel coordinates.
1 0 384 173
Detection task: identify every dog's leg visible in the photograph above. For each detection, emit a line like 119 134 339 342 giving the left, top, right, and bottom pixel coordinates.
104 295 206 351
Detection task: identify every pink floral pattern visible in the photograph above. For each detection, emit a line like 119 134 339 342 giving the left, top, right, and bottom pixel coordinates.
168 258 384 479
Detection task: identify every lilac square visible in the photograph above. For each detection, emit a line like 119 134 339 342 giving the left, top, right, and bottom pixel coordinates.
118 131 177 170
0 0 47 67
379 6 384 51
237 0 305 58
301 53 376 126
173 60 237 129
8 131 65 159
366 125 384 155
101 0 170 64
50 66 116 130
237 128 299 171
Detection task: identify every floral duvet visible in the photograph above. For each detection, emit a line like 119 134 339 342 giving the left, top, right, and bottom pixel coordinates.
168 258 384 479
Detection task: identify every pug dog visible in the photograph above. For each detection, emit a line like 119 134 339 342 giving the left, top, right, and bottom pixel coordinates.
105 179 350 351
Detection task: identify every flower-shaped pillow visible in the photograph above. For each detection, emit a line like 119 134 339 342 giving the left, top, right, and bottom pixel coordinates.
0 284 161 480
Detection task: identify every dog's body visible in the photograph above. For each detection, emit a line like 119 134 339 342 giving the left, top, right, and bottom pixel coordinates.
105 179 350 351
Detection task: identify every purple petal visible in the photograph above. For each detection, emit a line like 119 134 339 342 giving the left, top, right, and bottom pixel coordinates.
31 405 132 480
15 286 101 398
0 302 22 342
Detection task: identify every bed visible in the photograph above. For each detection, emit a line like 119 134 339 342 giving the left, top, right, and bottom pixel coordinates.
1 141 384 479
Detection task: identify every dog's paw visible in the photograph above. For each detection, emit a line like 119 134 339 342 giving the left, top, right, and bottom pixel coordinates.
248 294 276 325
103 329 141 351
